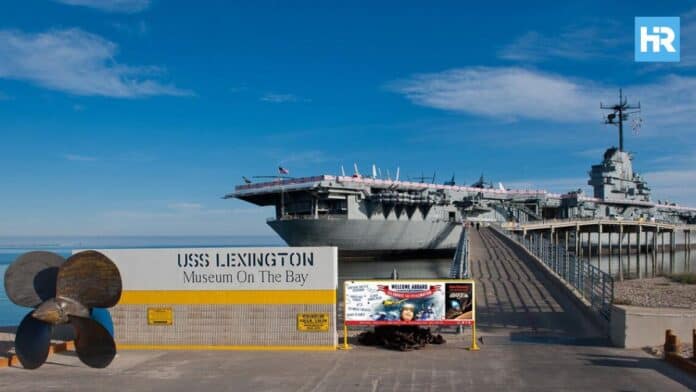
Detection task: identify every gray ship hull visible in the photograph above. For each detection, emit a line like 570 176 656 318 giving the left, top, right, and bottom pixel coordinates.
268 218 462 256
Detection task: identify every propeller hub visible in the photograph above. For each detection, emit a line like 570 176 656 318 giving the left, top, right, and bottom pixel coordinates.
32 296 90 324
32 298 65 324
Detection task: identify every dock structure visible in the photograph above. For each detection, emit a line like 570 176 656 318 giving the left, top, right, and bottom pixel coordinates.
468 227 604 339
505 220 695 280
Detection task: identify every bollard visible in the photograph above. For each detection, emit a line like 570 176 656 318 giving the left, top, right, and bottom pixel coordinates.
693 329 695 360
664 329 678 355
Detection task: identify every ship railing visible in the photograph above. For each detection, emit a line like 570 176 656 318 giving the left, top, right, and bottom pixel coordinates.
267 214 348 222
492 225 614 322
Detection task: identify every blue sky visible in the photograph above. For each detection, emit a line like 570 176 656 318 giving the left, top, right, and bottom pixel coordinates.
1 0 695 236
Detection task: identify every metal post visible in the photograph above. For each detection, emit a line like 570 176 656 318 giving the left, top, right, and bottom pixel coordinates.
627 227 631 279
575 226 580 261
686 230 690 271
565 230 569 280
598 224 603 272
670 230 675 274
644 229 649 278
590 265 595 308
636 225 641 279
618 225 624 281
608 230 613 276
662 228 666 273
685 230 690 272
652 228 658 277
688 230 692 271
555 229 560 271
587 231 592 265
469 322 480 351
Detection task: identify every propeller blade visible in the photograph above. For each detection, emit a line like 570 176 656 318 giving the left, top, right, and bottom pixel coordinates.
90 308 115 337
15 312 53 369
56 251 122 308
4 251 63 308
70 316 117 368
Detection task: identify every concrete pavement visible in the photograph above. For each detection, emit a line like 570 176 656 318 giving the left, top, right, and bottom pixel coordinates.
0 337 694 391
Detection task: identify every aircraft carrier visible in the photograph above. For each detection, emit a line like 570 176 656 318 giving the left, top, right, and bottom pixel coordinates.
227 91 696 256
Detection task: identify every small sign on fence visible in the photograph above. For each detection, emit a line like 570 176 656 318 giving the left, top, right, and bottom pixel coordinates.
147 307 173 325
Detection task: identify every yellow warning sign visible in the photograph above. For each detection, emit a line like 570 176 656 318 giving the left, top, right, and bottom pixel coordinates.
147 307 173 325
297 312 330 332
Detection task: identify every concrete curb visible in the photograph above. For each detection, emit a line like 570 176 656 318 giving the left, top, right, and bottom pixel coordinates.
0 341 74 369
488 227 610 336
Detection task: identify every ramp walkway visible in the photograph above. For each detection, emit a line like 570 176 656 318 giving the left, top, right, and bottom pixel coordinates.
469 227 603 342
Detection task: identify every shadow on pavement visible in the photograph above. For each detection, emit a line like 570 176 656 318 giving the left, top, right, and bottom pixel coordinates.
581 352 696 390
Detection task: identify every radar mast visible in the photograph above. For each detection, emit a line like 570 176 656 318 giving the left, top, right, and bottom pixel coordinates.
601 89 641 151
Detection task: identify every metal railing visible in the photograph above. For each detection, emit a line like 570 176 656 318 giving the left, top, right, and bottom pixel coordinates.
496 227 614 322
450 226 469 278
267 214 348 222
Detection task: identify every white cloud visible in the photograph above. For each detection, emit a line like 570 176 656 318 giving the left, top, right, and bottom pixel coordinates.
676 8 696 67
387 67 600 122
54 0 150 13
387 67 696 133
0 28 191 98
500 11 696 69
499 23 627 63
644 169 696 205
260 93 309 103
64 154 96 161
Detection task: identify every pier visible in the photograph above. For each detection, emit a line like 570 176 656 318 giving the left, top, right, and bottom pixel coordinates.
469 227 604 341
507 220 695 279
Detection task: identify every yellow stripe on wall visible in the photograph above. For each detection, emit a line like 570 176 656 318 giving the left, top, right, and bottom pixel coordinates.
118 289 336 305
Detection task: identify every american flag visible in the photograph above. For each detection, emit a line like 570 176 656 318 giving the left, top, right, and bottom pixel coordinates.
278 166 289 175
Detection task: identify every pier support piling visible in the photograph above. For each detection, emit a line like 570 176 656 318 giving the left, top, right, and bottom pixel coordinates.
685 229 690 272
598 224 603 272
652 228 658 277
627 228 632 278
670 231 675 274
662 230 666 273
618 225 624 281
608 230 613 276
637 226 641 279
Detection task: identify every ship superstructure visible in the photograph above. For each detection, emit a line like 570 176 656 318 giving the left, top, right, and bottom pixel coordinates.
228 91 696 255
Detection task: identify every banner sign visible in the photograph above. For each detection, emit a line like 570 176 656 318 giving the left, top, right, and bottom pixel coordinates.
344 280 475 326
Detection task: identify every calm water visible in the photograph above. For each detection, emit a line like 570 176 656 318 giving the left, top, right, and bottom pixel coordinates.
585 250 696 278
0 236 451 326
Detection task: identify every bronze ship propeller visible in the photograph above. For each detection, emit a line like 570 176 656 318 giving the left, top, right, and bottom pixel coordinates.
3 250 122 369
